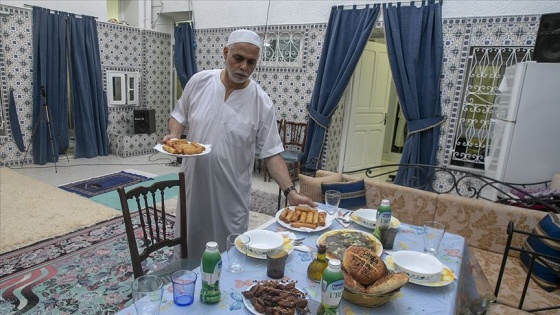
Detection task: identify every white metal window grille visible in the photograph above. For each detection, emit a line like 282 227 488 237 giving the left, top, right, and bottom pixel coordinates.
451 46 533 170
0 87 5 136
260 30 304 69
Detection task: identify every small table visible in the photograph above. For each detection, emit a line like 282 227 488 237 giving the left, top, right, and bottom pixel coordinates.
116 206 469 314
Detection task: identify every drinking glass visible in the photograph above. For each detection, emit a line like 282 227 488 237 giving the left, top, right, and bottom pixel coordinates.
266 249 288 279
171 270 197 306
227 233 250 273
324 190 341 215
131 275 164 315
423 221 446 255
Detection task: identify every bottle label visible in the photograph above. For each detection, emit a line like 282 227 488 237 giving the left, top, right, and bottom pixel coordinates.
321 279 344 307
378 212 391 226
202 259 222 286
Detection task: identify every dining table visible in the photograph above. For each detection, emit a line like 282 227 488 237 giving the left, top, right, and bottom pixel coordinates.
116 204 487 315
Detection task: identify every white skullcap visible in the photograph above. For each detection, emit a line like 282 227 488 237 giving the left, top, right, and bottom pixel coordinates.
227 29 263 51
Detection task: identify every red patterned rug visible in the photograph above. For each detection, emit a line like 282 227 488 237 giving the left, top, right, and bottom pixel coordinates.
0 213 175 314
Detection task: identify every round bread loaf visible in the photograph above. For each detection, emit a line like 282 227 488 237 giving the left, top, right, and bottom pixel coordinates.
342 246 388 285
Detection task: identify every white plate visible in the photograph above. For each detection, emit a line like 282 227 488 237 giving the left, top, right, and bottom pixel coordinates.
385 256 455 287
236 232 294 259
243 284 306 315
350 209 401 229
275 207 334 233
153 143 212 157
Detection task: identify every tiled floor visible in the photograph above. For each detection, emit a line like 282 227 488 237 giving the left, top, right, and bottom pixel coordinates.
10 152 281 194
9 153 285 230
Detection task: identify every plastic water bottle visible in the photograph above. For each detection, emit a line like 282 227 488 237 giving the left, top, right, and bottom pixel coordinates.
200 241 222 304
318 259 344 315
374 199 392 239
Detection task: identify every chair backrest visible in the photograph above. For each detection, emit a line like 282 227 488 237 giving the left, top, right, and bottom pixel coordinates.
117 172 187 279
277 119 285 143
494 220 560 311
282 120 307 152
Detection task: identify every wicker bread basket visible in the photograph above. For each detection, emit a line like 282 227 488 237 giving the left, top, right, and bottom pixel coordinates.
342 286 400 307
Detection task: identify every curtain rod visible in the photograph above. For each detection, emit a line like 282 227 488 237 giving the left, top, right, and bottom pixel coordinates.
174 20 193 26
23 4 98 19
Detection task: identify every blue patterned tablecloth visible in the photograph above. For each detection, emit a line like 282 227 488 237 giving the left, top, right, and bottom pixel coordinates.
117 205 467 314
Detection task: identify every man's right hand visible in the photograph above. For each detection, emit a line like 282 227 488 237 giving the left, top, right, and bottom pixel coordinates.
162 117 186 144
159 135 175 144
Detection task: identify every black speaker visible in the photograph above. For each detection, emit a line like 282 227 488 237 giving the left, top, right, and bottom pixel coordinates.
133 109 156 134
534 13 560 63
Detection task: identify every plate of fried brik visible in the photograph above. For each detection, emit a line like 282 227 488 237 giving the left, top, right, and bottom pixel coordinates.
154 138 211 157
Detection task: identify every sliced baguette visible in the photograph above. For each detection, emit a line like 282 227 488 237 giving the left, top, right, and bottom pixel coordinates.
342 270 367 293
366 272 409 295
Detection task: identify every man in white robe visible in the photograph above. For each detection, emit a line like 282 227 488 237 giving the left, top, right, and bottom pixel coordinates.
162 29 315 260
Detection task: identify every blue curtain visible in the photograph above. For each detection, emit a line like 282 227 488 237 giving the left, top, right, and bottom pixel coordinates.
32 7 69 164
303 5 380 169
68 15 109 158
383 0 444 187
8 89 25 152
174 22 197 89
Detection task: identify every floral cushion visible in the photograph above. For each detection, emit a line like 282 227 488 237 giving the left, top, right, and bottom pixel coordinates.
487 302 533 314
510 186 560 200
363 179 438 226
471 247 560 311
435 194 546 255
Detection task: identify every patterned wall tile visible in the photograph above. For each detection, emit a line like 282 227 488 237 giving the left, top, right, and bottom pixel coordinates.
0 6 33 166
140 30 171 137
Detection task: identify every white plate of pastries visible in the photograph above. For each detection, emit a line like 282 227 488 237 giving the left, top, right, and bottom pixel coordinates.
275 205 334 232
154 139 211 157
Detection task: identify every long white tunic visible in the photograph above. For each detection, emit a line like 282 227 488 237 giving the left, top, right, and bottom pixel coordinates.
171 69 284 260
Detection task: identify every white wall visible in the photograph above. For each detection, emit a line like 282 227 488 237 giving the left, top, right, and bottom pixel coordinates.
3 0 560 31
1 0 109 21
189 0 560 29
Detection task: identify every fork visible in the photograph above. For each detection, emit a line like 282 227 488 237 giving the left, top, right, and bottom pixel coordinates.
292 237 305 245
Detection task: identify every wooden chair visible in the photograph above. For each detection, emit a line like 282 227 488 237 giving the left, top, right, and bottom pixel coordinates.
117 172 197 280
494 220 560 312
262 119 285 181
278 120 307 181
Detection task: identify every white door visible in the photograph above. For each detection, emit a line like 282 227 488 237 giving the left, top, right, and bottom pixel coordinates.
341 41 395 172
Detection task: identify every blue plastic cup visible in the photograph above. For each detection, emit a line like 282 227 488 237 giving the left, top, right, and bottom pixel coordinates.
171 270 197 306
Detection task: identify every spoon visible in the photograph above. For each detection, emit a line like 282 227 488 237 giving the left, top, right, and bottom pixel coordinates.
342 211 353 224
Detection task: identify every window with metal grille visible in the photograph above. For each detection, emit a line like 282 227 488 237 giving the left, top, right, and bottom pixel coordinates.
259 30 304 69
451 46 533 170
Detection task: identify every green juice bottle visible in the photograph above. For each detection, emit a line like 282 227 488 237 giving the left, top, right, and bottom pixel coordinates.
317 259 344 315
374 199 391 239
200 241 222 304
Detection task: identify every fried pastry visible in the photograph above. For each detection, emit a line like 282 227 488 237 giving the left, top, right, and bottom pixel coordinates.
162 144 178 154
163 139 205 155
